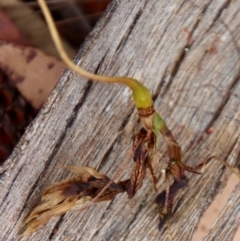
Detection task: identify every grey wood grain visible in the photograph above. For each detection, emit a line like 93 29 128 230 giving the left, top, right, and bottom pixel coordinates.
0 0 240 240
202 182 240 241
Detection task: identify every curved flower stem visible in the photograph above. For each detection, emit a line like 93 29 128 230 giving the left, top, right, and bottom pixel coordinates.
37 0 153 109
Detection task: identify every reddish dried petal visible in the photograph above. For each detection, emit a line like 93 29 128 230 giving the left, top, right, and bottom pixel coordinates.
127 143 148 198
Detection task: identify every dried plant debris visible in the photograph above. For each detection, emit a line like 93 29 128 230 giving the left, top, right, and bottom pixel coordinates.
23 126 240 236
24 117 240 237
155 177 189 229
23 128 162 235
126 128 156 198
23 166 127 235
155 156 240 229
0 42 65 109
0 69 36 164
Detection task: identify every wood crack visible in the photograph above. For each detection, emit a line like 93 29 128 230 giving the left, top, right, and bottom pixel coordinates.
121 203 147 241
202 0 232 36
48 215 65 240
1 164 24 208
204 71 240 132
95 131 123 171
161 47 187 97
115 9 143 52
91 200 115 238
94 48 109 75
44 81 93 173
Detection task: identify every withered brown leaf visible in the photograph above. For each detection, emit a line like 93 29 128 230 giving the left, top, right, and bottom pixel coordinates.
127 128 157 198
155 177 189 229
23 166 126 236
127 142 147 198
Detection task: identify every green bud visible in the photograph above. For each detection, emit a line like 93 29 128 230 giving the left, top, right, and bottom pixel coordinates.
153 112 166 131
129 79 153 109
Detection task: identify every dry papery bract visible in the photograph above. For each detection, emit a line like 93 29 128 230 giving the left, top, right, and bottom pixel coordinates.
23 166 127 235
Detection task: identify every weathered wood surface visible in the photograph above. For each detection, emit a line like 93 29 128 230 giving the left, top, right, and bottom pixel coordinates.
1 0 240 240
202 182 240 241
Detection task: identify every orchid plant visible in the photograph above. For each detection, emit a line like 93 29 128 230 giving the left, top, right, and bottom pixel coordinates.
23 0 240 239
